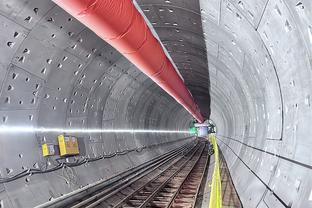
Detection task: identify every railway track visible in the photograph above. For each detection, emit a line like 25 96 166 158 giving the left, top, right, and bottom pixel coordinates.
55 139 209 208
167 143 209 208
111 143 205 208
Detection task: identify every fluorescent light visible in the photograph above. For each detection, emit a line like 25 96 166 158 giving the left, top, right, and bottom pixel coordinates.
0 126 190 134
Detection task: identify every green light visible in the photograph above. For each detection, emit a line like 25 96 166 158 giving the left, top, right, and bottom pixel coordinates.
189 127 198 135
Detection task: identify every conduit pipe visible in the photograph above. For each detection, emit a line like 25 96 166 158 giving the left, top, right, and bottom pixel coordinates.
53 0 204 123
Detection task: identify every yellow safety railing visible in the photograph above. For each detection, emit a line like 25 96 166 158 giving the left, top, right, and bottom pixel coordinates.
209 134 222 208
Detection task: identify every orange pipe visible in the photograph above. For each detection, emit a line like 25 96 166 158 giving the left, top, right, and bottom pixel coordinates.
53 0 204 122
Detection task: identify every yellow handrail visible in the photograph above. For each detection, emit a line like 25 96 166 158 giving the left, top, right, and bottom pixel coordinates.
209 134 222 208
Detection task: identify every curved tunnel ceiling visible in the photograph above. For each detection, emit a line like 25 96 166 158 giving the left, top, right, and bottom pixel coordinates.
0 0 311 208
136 0 211 118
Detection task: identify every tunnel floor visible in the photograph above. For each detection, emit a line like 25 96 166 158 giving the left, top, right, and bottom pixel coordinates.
34 138 240 208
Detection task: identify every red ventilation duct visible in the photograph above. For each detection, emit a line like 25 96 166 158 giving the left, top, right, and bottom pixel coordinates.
53 0 204 123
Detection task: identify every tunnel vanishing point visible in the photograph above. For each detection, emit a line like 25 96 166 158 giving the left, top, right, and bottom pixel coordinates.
0 0 311 208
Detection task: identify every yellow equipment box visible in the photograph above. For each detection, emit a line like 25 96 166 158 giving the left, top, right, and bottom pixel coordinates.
58 134 79 156
42 143 56 157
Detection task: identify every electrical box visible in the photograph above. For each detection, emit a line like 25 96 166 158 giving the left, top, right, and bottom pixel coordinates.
42 144 56 157
58 134 79 156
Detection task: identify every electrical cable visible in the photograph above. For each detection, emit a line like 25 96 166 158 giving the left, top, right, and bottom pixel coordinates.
0 137 189 184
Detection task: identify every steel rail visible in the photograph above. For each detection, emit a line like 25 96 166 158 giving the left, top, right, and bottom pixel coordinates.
111 142 206 208
167 143 209 208
38 139 196 208
69 141 199 208
137 143 205 208
145 142 209 208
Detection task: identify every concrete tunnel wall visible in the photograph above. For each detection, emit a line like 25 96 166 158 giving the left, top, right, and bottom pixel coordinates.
0 1 199 207
200 0 312 207
0 0 311 208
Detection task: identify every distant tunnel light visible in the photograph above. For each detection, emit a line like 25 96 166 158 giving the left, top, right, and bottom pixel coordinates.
0 126 191 134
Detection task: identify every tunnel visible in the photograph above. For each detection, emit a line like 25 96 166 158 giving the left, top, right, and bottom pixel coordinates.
0 0 311 207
